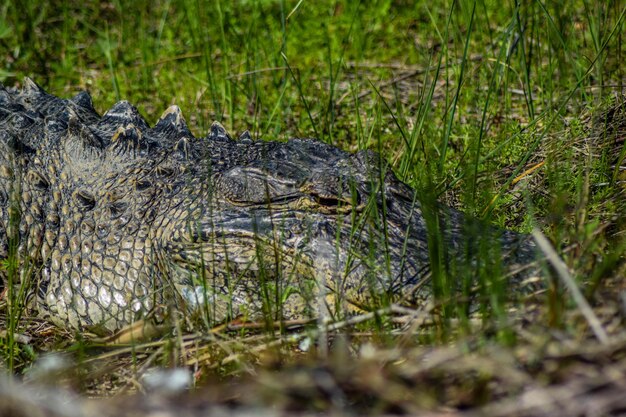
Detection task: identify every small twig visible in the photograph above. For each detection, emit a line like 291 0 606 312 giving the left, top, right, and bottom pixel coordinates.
511 161 545 185
221 318 315 331
116 344 166 396
532 229 610 345
216 306 399 367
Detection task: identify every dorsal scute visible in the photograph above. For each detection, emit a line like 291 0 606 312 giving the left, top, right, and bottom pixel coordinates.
0 129 34 157
0 85 21 135
172 136 198 160
153 105 193 144
21 77 47 99
0 84 15 107
238 130 253 143
0 91 47 150
69 91 100 123
70 91 94 110
154 105 187 131
17 78 63 116
209 121 232 142
98 101 150 140
109 123 154 158
153 105 203 161
0 83 32 121
13 78 98 131
61 107 105 161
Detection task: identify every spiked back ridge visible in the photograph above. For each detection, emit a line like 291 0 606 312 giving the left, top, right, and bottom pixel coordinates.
2 79 219 162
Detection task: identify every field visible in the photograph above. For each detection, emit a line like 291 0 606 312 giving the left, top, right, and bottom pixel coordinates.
0 0 625 415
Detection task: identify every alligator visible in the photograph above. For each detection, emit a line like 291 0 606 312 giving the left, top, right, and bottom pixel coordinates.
0 78 540 334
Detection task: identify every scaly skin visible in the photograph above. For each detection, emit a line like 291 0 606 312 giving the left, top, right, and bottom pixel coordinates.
0 79 539 334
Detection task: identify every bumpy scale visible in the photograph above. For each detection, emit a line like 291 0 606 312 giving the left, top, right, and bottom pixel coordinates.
0 79 540 334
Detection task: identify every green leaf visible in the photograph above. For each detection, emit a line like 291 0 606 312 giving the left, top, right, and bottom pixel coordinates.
0 20 11 39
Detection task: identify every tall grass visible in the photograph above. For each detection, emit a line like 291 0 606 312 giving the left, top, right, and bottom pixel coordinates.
0 0 624 372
